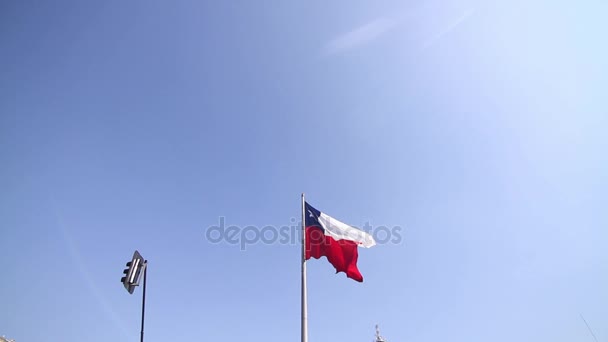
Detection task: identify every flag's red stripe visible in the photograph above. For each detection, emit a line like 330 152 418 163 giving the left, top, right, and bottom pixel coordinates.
305 226 363 282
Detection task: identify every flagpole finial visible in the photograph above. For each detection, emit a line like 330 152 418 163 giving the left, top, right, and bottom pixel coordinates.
375 324 386 342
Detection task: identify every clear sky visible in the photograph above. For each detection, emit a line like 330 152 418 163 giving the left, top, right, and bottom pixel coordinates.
1 0 607 341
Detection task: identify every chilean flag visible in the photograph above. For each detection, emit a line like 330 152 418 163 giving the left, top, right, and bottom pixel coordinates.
305 202 376 282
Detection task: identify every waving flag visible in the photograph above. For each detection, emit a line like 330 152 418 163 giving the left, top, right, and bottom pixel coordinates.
304 202 376 282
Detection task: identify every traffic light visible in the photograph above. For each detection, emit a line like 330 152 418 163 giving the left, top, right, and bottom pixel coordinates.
121 250 145 294
119 250 149 342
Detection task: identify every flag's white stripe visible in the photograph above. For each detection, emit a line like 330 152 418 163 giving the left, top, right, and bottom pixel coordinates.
318 212 376 248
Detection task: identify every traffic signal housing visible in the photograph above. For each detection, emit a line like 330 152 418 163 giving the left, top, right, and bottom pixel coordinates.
121 250 145 294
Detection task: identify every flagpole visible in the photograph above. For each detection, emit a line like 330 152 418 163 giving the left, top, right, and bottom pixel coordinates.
301 193 308 342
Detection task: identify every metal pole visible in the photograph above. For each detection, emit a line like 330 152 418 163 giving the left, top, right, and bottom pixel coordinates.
301 193 308 342
140 261 147 342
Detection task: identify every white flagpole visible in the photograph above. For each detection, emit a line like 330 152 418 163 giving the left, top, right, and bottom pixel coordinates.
301 193 308 342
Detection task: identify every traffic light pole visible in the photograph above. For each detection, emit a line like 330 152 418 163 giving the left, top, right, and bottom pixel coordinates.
140 261 147 342
120 251 148 341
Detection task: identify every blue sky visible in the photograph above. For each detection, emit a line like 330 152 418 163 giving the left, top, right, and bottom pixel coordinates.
1 0 607 341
